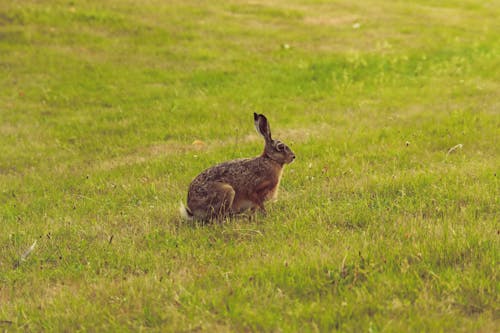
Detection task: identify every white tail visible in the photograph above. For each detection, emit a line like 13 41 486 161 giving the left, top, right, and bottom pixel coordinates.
179 202 193 220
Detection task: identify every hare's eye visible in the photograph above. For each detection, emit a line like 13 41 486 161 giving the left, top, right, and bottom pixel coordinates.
276 142 284 151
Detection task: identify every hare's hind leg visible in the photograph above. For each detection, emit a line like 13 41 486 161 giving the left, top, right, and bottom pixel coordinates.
211 182 235 219
188 182 235 221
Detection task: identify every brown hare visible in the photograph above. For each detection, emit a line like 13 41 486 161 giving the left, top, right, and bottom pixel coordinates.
180 113 295 221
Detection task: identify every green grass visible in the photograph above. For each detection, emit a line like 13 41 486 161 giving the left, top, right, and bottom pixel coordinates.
1 0 499 331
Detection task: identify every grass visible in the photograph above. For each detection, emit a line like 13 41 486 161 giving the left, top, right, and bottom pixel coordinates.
1 0 499 331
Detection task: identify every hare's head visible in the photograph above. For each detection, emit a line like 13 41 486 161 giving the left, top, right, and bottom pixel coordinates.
254 113 295 165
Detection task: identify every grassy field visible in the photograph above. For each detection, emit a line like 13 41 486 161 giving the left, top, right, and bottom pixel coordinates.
1 0 499 331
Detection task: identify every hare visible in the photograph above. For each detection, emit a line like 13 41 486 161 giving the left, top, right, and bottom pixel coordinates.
180 113 295 221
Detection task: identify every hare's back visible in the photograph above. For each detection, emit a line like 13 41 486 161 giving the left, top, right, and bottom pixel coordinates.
190 158 264 187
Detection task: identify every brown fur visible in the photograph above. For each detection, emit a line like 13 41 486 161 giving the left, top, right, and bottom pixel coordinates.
183 113 295 221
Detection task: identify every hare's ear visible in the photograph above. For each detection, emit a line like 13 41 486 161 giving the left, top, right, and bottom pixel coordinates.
254 113 272 142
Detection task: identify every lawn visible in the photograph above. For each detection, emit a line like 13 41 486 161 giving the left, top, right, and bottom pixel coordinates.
0 0 499 331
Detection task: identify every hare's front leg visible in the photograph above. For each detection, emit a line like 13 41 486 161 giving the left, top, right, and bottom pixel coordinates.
246 192 267 216
251 179 277 215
